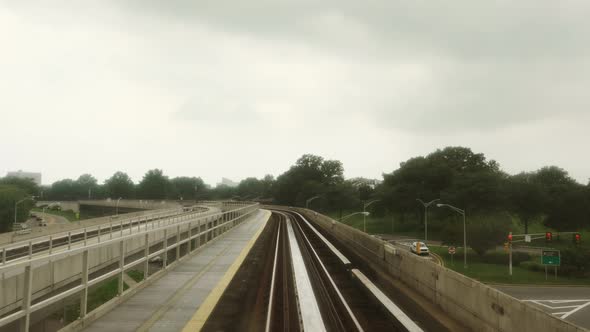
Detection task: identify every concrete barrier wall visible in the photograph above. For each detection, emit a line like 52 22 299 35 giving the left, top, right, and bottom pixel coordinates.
294 208 587 332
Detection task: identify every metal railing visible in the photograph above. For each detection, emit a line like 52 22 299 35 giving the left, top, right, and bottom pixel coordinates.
0 202 259 331
0 206 218 265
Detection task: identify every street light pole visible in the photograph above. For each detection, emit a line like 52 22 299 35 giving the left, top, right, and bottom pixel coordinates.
339 211 370 222
14 196 36 225
305 195 321 209
116 197 122 216
437 203 467 269
416 198 440 243
363 199 380 233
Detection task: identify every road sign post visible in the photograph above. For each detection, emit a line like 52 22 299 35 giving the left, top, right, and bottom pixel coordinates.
508 232 513 276
541 249 560 280
448 246 456 265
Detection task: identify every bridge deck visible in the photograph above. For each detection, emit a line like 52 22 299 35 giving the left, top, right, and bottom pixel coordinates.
82 209 270 332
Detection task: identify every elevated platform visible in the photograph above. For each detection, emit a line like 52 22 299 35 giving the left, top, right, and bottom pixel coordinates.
80 209 271 332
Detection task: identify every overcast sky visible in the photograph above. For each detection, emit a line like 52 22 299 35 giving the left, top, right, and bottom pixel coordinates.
1 1 589 186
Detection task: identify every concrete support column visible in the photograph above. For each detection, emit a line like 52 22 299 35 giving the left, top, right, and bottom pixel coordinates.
80 250 89 318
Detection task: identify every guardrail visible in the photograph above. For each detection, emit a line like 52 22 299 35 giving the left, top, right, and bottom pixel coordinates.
0 207 201 264
0 201 259 331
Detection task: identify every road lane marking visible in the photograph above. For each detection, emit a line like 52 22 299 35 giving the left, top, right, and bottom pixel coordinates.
562 300 590 319
523 299 590 319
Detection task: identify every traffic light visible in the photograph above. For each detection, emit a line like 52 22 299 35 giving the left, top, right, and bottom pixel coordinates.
574 233 581 245
545 232 552 242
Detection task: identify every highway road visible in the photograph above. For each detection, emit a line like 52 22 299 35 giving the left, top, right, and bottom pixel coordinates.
34 212 69 225
494 285 590 329
376 234 443 265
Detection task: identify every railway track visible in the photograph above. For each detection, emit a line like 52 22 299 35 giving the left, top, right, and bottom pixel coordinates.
265 210 424 332
202 209 425 331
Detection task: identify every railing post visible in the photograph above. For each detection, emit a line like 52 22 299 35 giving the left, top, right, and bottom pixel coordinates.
188 221 193 252
197 219 201 248
49 236 53 254
176 225 180 261
98 225 101 243
80 250 89 318
163 229 168 269
28 241 33 259
120 220 123 237
21 265 33 332
118 240 125 295
144 233 149 280
2 247 6 265
110 222 113 239
84 228 87 246
68 232 72 250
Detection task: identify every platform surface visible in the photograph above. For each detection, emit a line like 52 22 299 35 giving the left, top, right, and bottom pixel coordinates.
82 209 270 332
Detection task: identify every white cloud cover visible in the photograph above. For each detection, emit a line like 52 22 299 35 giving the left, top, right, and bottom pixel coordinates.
1 1 589 185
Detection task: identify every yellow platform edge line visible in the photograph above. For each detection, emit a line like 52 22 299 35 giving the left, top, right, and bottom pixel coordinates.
182 209 271 332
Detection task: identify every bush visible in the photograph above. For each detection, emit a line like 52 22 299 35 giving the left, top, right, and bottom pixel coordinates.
480 251 531 266
520 260 545 272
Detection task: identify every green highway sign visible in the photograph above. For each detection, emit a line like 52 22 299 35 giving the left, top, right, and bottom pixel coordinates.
541 250 560 266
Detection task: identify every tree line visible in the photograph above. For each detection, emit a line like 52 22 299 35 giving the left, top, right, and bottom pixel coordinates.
2 147 589 240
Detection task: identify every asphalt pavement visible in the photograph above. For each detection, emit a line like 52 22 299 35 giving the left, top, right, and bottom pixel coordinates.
494 285 590 329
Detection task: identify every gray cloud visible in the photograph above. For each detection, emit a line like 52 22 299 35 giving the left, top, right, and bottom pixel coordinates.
1 0 589 184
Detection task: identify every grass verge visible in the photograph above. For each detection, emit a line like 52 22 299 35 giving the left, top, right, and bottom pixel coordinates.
429 245 590 285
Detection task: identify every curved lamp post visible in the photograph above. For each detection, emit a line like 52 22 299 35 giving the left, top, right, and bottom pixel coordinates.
437 203 467 269
339 211 370 222
115 197 123 215
305 195 321 209
363 199 380 233
14 196 37 225
416 198 440 243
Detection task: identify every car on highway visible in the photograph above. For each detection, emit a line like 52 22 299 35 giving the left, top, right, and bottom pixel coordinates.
38 219 48 226
410 242 429 255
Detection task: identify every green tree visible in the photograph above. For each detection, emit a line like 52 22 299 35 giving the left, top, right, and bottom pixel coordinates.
48 179 76 200
466 215 511 256
274 154 345 206
104 172 135 199
75 174 99 199
0 177 40 196
137 169 169 200
0 185 31 232
170 177 206 200
506 172 547 234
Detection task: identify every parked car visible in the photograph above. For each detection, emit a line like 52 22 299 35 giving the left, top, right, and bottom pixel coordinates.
38 220 48 226
410 241 430 255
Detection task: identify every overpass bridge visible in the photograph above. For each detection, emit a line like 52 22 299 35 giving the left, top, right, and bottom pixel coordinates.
0 202 587 332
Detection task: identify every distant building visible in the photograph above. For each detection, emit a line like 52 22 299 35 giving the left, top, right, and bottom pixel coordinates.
6 170 42 185
217 177 238 188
